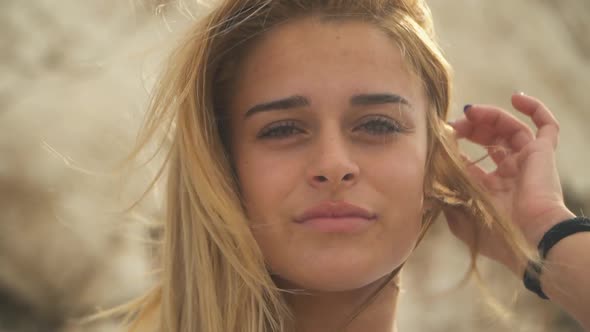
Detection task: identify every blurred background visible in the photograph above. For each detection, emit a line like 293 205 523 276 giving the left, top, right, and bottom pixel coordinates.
0 0 588 331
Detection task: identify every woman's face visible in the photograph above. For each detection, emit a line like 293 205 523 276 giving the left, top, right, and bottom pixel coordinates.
228 17 429 291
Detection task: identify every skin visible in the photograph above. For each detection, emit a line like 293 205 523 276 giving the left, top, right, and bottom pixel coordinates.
225 14 590 332
447 95 589 329
229 17 427 332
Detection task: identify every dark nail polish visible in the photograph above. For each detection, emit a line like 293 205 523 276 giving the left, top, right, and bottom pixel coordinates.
463 104 472 113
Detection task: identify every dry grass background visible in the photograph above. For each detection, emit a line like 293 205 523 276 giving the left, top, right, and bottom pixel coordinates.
0 1 588 331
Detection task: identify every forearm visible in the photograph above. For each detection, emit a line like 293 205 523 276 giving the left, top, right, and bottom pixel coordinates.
540 231 590 330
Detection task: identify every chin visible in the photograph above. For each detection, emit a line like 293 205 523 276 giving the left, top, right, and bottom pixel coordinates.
274 258 397 292
263 232 416 292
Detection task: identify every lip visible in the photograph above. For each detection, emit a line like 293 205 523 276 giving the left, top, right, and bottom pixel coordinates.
295 201 377 223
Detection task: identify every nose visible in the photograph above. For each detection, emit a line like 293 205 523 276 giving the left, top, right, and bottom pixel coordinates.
306 134 360 190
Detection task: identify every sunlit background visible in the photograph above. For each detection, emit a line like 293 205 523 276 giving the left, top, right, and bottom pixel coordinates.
1 0 589 331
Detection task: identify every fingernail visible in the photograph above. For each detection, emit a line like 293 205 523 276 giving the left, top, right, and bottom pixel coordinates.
463 104 472 113
513 91 526 96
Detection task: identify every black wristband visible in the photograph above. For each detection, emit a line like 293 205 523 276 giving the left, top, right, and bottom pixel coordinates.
523 216 590 300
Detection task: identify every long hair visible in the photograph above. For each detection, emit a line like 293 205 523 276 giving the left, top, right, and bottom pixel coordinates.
123 1 537 331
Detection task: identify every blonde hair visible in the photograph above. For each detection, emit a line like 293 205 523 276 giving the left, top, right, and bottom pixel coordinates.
122 1 537 331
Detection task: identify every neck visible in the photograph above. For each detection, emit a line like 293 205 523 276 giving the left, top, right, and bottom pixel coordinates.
280 274 401 332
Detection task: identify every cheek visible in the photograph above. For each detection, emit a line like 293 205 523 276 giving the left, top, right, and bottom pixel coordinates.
365 141 428 259
374 149 426 197
233 146 304 219
366 138 428 225
370 123 428 187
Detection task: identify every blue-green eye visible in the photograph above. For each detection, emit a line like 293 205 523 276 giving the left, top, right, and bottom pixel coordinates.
356 116 404 135
258 121 304 139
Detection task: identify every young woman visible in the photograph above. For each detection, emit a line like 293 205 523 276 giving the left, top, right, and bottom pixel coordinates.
125 0 590 331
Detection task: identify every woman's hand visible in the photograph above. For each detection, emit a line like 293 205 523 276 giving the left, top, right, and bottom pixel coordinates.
444 92 575 274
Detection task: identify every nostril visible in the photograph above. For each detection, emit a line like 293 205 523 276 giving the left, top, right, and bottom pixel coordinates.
314 175 328 182
342 173 354 181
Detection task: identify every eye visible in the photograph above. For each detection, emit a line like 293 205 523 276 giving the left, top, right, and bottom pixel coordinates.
257 120 305 139
355 116 406 135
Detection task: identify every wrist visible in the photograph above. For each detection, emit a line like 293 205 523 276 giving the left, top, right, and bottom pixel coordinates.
506 207 575 276
523 215 590 300
523 207 576 248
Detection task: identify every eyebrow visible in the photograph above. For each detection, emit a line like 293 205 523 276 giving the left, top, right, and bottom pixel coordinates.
244 93 411 118
350 93 411 108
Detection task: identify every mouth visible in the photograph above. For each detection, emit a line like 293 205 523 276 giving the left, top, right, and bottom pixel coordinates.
295 201 377 233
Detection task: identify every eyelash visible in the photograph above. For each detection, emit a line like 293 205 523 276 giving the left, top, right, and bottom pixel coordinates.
258 120 304 139
257 117 406 139
358 116 405 136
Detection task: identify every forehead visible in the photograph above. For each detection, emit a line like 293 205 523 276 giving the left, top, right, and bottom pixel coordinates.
230 17 426 112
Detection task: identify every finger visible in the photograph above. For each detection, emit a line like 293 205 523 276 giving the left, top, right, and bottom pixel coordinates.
494 154 519 178
511 93 560 148
460 153 507 191
449 118 474 139
487 134 532 167
450 118 499 145
459 153 488 180
450 119 531 168
456 122 497 146
451 118 531 155
488 137 510 165
462 104 535 149
510 130 534 151
450 121 512 167
461 154 497 190
464 104 535 139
